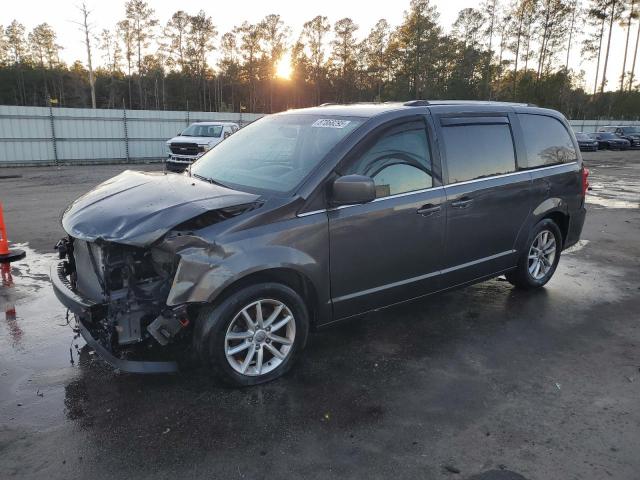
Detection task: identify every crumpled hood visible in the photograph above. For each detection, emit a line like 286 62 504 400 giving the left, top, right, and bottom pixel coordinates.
62 170 259 247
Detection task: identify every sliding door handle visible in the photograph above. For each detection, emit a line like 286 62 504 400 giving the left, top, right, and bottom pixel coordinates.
416 204 441 216
451 197 474 209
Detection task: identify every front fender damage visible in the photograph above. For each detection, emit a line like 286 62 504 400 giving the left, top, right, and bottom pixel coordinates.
160 234 317 307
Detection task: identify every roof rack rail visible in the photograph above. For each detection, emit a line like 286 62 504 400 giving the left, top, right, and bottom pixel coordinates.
429 100 534 107
318 103 337 107
403 100 430 106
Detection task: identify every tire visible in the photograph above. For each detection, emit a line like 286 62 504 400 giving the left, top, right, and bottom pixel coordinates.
194 282 310 386
505 219 562 290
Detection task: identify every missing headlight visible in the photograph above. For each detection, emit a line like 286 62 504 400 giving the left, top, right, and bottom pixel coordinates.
173 203 260 232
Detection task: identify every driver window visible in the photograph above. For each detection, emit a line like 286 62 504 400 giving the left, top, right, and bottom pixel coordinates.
346 121 433 198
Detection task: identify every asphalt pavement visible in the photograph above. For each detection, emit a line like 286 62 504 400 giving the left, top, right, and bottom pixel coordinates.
0 151 639 479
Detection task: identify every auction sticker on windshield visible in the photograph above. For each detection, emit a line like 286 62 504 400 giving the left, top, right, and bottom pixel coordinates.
312 119 351 128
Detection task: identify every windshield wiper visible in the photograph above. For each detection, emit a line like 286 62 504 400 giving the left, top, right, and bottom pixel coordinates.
192 173 232 189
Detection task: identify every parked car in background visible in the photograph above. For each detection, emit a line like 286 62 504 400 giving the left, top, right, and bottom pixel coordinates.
598 125 640 148
575 132 599 151
588 132 631 150
166 122 239 172
52 101 587 386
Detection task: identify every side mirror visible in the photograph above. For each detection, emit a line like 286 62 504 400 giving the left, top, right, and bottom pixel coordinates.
331 175 376 206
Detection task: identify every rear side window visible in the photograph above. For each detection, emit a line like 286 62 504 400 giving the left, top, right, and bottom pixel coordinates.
519 114 576 167
345 120 433 198
441 123 516 183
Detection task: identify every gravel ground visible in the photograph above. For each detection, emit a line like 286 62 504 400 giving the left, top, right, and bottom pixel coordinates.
0 150 639 480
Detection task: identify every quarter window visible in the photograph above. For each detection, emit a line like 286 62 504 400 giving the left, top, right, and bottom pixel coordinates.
442 123 516 183
519 114 577 167
345 120 433 198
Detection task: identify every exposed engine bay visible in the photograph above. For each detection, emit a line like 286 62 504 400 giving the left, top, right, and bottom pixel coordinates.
56 236 190 355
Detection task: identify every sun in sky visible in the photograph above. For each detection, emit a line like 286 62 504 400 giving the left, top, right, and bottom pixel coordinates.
275 52 293 80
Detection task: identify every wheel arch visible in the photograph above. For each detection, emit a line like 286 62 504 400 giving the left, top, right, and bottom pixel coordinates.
530 197 570 243
541 211 569 247
199 267 322 327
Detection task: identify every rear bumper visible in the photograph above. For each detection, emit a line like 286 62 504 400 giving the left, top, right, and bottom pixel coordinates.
564 206 587 249
51 261 178 374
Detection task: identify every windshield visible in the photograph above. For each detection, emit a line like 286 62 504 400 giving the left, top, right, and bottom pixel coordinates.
575 133 590 140
191 114 365 194
181 124 223 138
598 132 618 139
621 127 640 134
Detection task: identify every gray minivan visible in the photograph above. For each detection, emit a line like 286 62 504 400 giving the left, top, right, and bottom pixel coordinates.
52 101 588 385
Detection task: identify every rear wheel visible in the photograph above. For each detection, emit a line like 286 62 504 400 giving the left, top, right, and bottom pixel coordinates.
506 219 562 289
194 283 309 386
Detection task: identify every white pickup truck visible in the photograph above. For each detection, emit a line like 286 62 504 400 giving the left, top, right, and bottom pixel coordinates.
165 122 239 172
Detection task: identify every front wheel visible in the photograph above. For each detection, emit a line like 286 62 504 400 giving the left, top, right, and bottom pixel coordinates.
194 283 310 386
506 219 562 289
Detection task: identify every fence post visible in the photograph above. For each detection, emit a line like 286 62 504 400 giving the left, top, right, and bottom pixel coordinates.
123 101 130 163
48 102 59 166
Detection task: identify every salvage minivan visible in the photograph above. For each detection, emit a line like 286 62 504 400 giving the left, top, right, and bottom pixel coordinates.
52 101 588 386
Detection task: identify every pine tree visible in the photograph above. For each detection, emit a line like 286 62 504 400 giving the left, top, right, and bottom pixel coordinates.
124 0 158 107
259 14 289 112
301 15 330 104
330 18 359 102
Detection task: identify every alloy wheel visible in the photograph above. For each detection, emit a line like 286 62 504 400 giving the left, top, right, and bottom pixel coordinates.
528 230 557 280
224 299 296 376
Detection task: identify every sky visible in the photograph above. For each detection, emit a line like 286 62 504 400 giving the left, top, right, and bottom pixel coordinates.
1 0 633 93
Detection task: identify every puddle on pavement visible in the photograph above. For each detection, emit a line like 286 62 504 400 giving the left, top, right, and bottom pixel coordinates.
0 244 83 428
587 195 639 209
587 177 640 209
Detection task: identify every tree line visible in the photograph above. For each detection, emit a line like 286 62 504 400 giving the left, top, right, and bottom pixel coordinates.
1 0 640 119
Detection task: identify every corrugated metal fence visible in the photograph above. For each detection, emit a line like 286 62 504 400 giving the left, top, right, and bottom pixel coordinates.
0 105 263 167
569 118 640 133
0 105 638 167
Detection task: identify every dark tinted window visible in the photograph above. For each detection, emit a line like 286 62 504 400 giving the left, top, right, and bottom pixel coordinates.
519 114 576 167
442 123 516 183
346 120 432 198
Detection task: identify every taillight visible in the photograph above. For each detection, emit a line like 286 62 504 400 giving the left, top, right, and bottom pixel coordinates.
581 168 590 196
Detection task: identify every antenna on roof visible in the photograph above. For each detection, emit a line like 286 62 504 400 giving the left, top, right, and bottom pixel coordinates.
403 100 430 107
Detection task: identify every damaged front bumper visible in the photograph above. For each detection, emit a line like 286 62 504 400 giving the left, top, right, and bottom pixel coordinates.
51 261 179 374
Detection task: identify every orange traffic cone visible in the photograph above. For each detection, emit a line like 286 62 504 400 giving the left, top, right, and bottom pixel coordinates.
0 202 25 263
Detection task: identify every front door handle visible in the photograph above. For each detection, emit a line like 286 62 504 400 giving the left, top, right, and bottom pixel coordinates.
451 197 474 209
416 204 441 217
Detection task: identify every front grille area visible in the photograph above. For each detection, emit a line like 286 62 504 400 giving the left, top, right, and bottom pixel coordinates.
68 237 179 345
170 142 199 156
